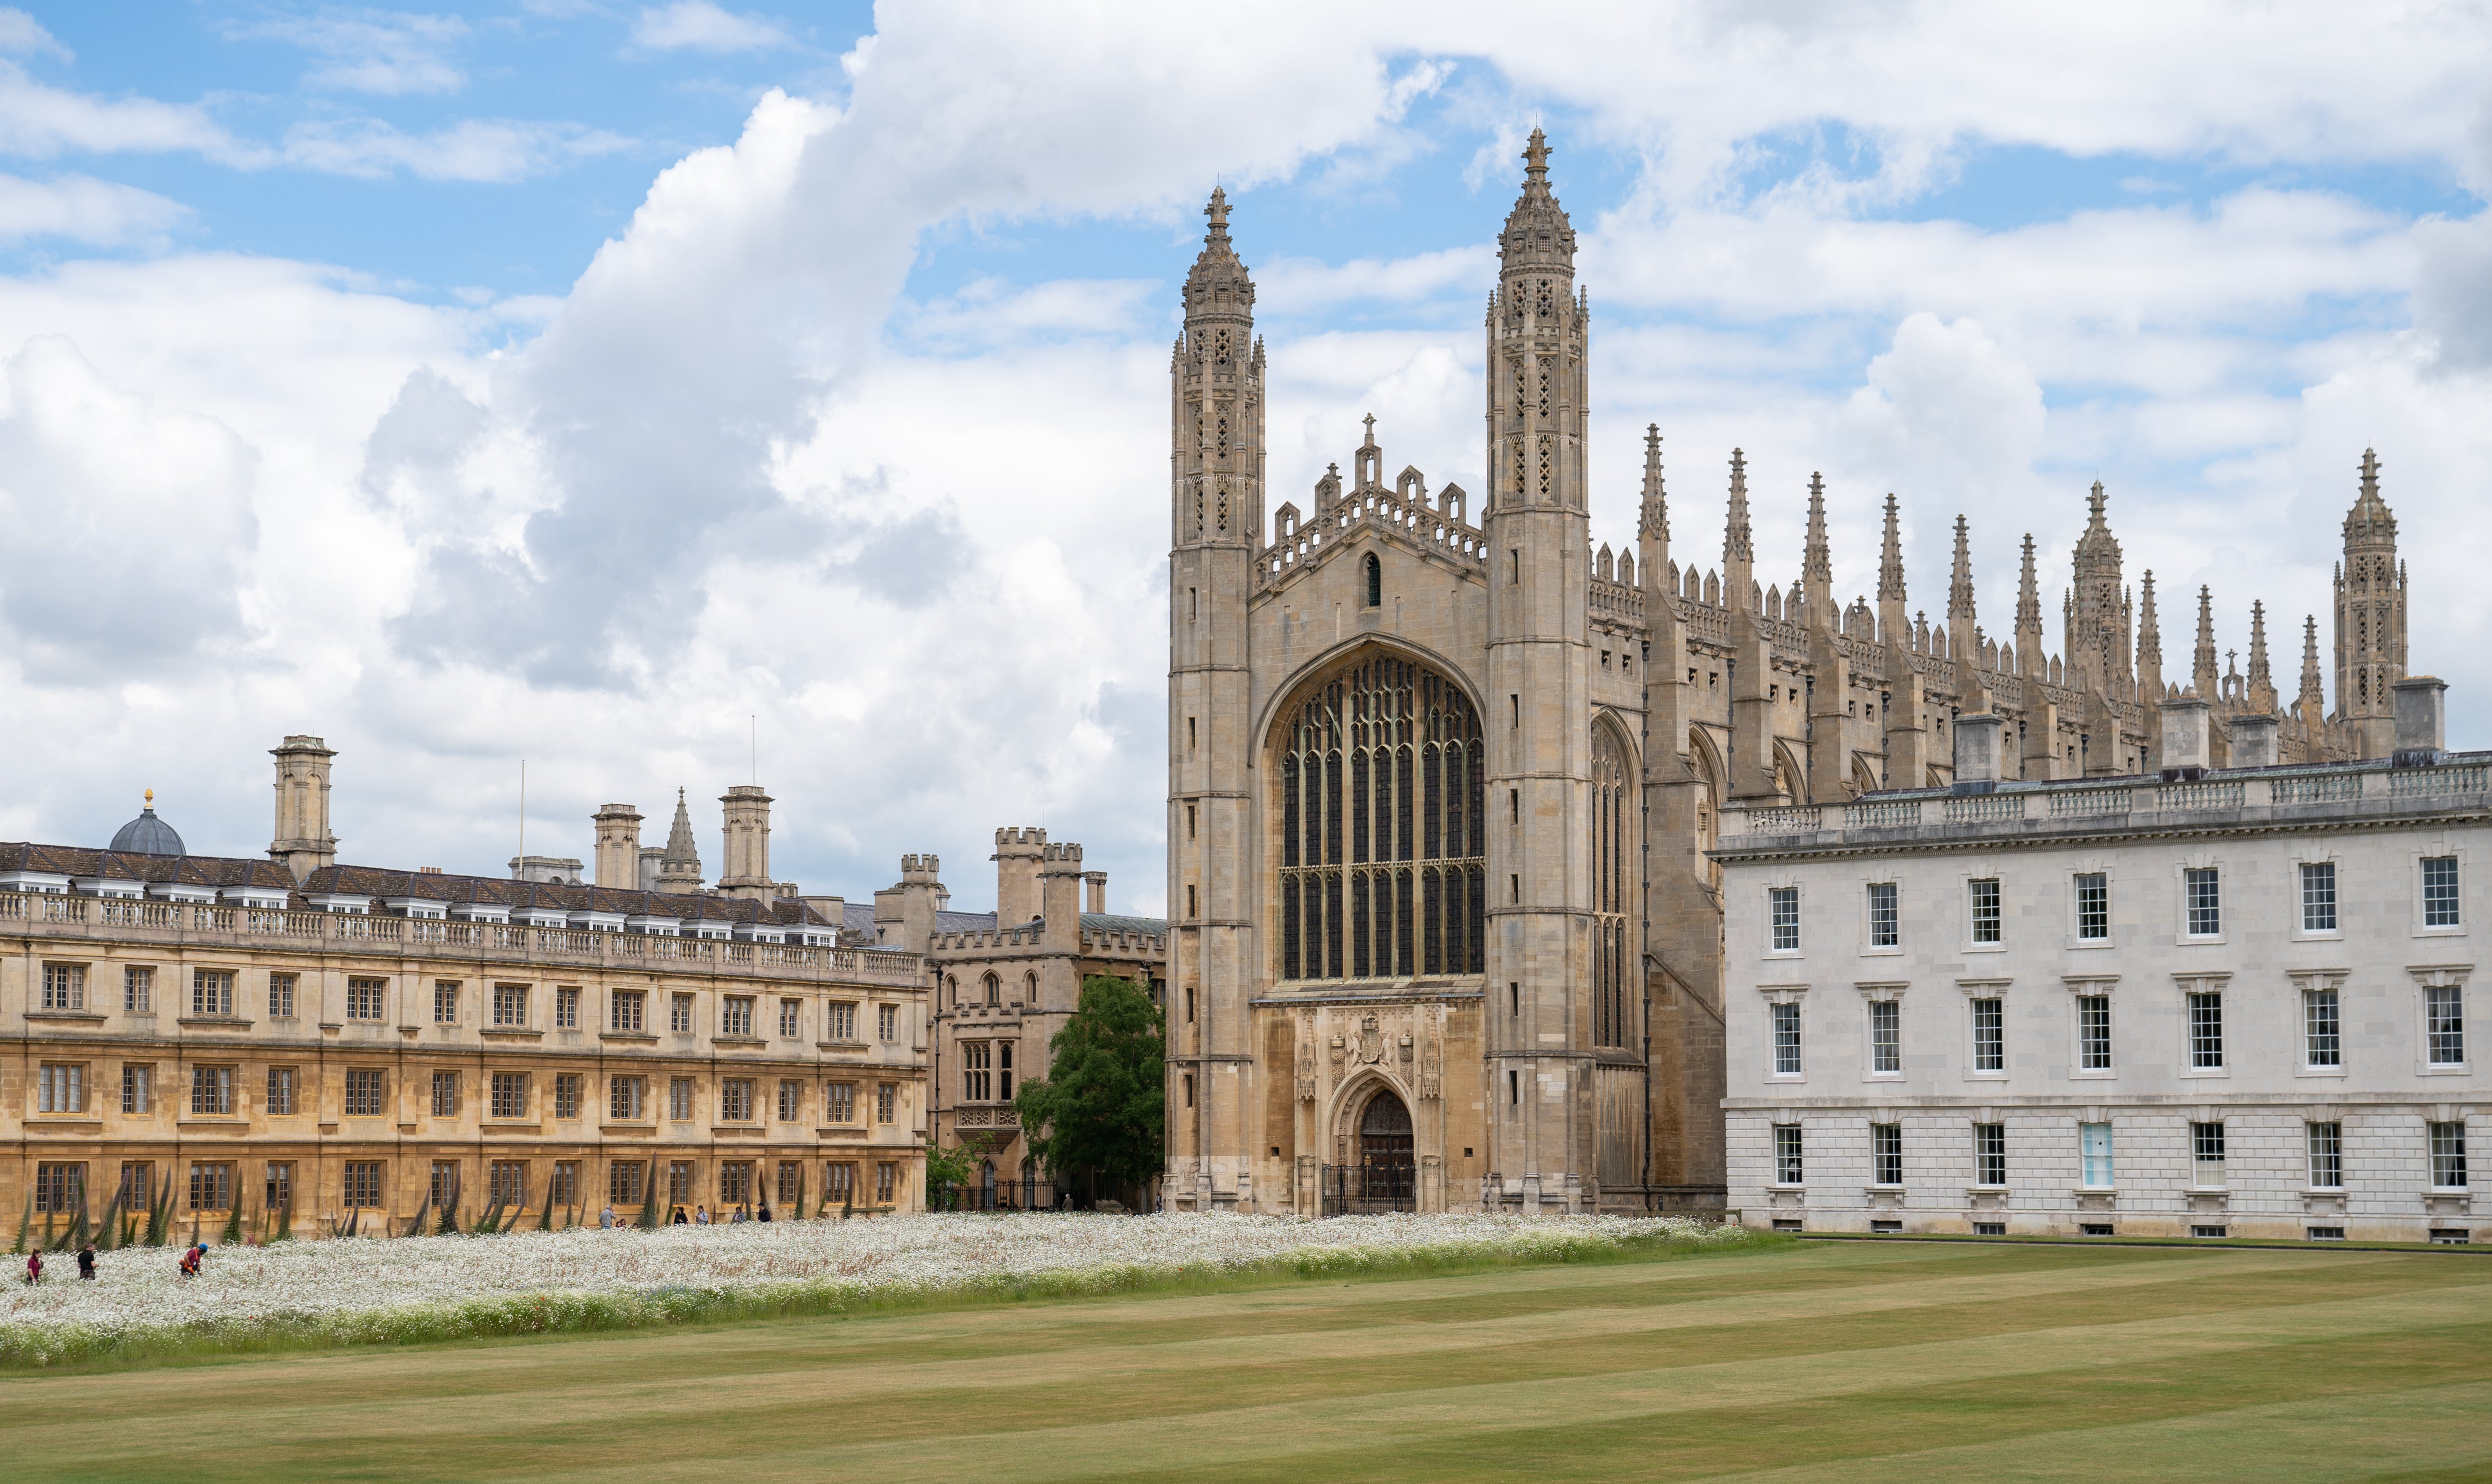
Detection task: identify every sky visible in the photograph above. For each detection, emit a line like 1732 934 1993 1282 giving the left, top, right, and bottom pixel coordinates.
0 1 2488 915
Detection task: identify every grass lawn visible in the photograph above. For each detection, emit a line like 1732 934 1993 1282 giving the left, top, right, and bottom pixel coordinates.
2 1238 2488 1483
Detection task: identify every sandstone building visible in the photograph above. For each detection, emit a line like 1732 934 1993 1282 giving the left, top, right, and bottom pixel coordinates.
1165 129 2420 1216
1715 681 2481 1242
3 739 929 1236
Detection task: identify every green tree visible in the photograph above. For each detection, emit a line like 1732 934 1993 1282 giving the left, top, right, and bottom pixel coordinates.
923 1133 1000 1211
1014 975 1165 1198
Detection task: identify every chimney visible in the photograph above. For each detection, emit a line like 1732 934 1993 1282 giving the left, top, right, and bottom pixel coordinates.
991 827 1047 925
2229 714 2279 769
716 784 774 900
1951 713 2004 791
2158 697 2213 775
593 803 643 888
637 846 665 892
2393 676 2448 766
268 735 338 884
1083 870 1107 914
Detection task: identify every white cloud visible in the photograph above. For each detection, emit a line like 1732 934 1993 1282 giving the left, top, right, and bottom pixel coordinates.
0 8 66 60
281 117 633 182
0 60 247 162
0 171 188 244
630 2 790 55
248 12 473 97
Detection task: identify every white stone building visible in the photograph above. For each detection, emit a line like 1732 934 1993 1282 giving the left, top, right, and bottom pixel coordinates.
1715 679 2481 1242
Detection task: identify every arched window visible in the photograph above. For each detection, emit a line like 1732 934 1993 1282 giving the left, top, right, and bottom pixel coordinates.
982 972 1000 1007
945 975 958 1007
1274 654 1485 982
1591 723 1633 1048
1023 971 1037 1005
1364 552 1382 609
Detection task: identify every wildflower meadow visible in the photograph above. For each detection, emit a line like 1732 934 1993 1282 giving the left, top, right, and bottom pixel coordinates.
2 1211 1751 1367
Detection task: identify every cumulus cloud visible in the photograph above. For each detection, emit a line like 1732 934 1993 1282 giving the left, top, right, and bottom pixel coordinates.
630 2 790 54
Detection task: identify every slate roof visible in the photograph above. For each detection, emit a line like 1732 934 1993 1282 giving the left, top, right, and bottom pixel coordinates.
0 843 295 889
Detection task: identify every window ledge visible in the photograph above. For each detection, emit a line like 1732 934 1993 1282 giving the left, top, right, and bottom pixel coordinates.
481 1122 542 1134
817 1039 868 1051
177 1017 255 1030
600 1032 658 1044
27 1115 102 1128
713 1036 767 1047
2070 1069 2118 1079
1763 1183 1805 1192
175 1118 249 1130
2180 1069 2230 1079
24 1010 107 1023
2425 1187 2472 1197
600 1122 656 1135
2296 1067 2348 1078
2071 1187 2118 1196
2419 1064 2472 1076
480 1028 544 1041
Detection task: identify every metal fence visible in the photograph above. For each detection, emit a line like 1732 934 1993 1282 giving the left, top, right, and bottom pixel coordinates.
1319 1160 1415 1216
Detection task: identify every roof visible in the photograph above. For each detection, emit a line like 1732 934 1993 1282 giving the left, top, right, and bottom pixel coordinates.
0 842 293 888
1081 912 1167 937
302 864 833 925
936 909 1000 934
108 807 184 857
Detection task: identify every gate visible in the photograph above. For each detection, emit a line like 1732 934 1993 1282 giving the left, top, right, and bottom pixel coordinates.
1319 1159 1415 1216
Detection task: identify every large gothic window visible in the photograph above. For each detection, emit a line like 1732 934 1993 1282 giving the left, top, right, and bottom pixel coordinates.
1276 655 1485 982
1592 723 1632 1048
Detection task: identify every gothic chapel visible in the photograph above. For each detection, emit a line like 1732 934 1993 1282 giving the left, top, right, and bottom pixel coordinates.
1163 132 2407 1214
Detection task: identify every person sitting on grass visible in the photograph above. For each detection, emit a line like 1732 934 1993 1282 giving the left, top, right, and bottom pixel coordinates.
22 1250 41 1284
670 1205 688 1224
177 1243 204 1279
77 1244 95 1280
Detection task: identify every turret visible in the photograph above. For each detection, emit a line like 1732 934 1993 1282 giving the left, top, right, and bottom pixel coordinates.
716 784 774 901
2334 447 2406 757
268 735 337 884
655 787 703 894
592 803 643 889
872 852 946 954
2065 481 2130 693
992 826 1047 926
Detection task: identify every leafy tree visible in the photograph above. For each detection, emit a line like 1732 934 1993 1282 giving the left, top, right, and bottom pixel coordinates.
924 1133 1001 1210
1014 975 1165 1198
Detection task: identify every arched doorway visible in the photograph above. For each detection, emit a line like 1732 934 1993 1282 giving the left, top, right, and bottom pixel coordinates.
1357 1088 1414 1210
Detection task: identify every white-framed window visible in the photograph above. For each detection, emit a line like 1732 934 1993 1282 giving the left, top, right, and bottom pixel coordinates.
777 1078 803 1122
1970 996 2004 1073
876 1082 897 1124
2076 993 2112 1071
124 965 154 1013
268 972 297 1020
2427 983 2466 1066
2184 866 2221 937
1870 1122 1902 1187
1772 1123 1804 1186
2187 990 2224 1069
671 993 696 1034
2191 1121 2225 1187
1868 999 1901 1075
609 1074 645 1121
430 1069 459 1117
2305 983 2342 1068
343 1160 386 1209
433 980 459 1025
2423 856 2462 929
1866 882 1898 949
555 986 580 1030
2074 873 2110 942
669 1076 695 1121
38 1062 85 1113
2307 1121 2343 1189
1768 886 1800 953
1968 879 2002 945
1771 1000 1803 1075
719 1077 755 1122
266 1065 297 1116
40 962 86 1011
2080 1121 2115 1188
2300 861 2337 933
121 1063 152 1114
191 969 234 1018
1973 1122 2006 1187
2430 1122 2468 1189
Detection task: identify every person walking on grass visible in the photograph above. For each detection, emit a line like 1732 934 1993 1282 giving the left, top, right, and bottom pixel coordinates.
77 1243 95 1280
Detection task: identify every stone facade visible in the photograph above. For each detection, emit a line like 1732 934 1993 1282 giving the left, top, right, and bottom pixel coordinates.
866 831 1165 1206
2 738 930 1236
1715 679 2483 1242
1164 128 2426 1219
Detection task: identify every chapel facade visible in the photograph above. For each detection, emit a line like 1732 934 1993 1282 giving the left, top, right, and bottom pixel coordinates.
1164 130 2413 1216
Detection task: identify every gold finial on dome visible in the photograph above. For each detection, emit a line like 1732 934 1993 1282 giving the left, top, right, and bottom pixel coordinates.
145 788 154 809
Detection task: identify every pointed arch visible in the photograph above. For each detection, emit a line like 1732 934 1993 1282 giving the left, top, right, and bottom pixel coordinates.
1363 551 1382 608
1590 712 1637 1050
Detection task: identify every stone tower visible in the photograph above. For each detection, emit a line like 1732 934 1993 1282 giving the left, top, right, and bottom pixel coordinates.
716 784 774 901
268 735 338 884
1165 184 1265 1210
2065 483 2130 695
1482 127 1602 1202
656 788 703 894
2334 447 2407 758
592 803 643 889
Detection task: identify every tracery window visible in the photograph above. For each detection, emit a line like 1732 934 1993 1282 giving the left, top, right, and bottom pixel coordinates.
1276 655 1484 982
1591 724 1631 1048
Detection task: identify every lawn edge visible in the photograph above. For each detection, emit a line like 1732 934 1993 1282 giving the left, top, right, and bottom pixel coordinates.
0 1226 1789 1375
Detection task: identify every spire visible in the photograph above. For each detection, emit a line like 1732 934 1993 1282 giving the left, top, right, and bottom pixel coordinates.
2193 585 2219 697
1876 491 1907 645
1636 424 1669 566
656 786 703 894
2066 478 2131 693
2137 570 2162 672
2335 445 2404 755
1175 185 1260 548
2013 533 2043 675
1204 185 1231 244
1947 515 1976 621
2247 599 2276 710
1800 471 1832 624
1496 126 1575 274
1723 447 1753 574
2298 613 2325 720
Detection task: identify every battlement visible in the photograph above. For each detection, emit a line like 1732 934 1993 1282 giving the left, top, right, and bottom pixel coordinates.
900 853 940 879
992 826 1048 852
1039 842 1085 869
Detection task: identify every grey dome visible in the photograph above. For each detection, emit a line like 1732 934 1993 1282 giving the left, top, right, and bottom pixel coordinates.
110 796 184 857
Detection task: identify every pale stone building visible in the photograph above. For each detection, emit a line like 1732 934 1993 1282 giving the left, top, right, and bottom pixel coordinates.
1164 128 2426 1217
1715 681 2482 1242
2 738 930 1236
861 832 1166 1207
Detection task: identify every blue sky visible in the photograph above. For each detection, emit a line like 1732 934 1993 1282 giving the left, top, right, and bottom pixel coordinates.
0 2 2487 912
